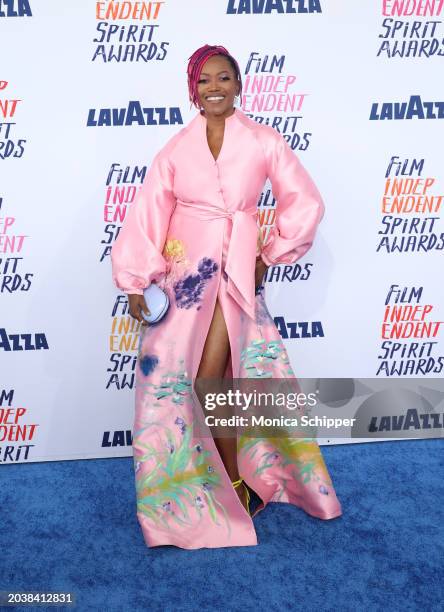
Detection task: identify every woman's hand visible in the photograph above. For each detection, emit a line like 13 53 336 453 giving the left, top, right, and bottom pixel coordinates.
255 255 268 290
128 294 151 326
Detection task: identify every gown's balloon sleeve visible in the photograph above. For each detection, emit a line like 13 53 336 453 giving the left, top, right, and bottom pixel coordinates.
260 133 325 267
111 149 176 295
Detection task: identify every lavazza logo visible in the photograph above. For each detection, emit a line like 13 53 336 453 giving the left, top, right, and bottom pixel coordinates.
86 102 182 127
0 0 32 17
0 328 49 351
370 95 444 120
226 0 322 14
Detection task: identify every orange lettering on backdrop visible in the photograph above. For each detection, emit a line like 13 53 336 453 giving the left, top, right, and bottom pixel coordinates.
381 195 443 214
111 316 140 335
110 334 139 351
384 177 435 196
382 177 442 213
110 316 141 352
258 209 275 226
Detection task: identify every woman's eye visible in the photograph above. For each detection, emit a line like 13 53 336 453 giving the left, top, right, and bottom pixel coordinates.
198 76 230 83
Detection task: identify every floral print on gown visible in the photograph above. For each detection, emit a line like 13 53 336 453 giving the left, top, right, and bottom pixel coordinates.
111 108 342 549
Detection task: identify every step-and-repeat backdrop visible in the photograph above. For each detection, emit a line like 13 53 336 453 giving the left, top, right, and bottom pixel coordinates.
1 1 442 463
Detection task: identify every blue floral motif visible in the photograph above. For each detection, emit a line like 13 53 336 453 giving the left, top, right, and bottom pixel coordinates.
255 290 273 326
198 257 218 279
195 496 205 509
174 416 187 435
139 354 159 376
173 257 218 309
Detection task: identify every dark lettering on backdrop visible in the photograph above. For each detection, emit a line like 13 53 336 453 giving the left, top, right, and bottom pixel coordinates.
376 285 444 376
370 95 444 120
226 0 322 15
99 163 147 263
0 0 32 18
0 389 38 463
243 52 311 151
106 295 142 390
376 156 444 253
377 0 444 58
92 1 170 63
0 81 27 159
86 103 183 127
0 198 34 292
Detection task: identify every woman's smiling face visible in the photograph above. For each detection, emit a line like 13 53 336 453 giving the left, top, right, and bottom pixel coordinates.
197 55 240 118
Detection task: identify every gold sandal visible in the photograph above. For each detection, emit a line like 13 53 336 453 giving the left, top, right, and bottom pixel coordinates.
232 477 251 516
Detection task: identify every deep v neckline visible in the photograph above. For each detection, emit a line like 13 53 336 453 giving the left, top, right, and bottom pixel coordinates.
206 125 225 163
199 108 238 163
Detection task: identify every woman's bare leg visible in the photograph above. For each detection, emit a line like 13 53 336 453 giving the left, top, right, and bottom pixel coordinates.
195 298 249 510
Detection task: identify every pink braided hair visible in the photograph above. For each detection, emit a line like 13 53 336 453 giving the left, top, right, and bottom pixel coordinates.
187 44 243 110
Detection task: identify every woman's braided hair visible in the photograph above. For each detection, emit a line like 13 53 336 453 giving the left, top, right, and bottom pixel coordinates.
187 44 243 110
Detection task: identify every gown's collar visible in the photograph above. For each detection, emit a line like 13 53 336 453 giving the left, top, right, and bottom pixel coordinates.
197 107 240 125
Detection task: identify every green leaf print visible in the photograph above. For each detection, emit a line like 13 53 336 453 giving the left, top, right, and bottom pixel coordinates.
134 423 231 535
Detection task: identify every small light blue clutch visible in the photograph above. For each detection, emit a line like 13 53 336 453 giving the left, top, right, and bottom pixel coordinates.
142 283 170 324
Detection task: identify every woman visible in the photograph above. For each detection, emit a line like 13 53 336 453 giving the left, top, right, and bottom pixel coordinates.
111 44 342 549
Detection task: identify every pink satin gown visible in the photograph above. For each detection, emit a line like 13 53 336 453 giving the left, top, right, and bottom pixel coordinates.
111 107 343 549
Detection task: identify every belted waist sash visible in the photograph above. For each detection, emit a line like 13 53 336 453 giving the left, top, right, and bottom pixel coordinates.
174 199 258 320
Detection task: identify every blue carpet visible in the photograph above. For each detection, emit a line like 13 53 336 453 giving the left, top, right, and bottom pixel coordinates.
1 439 443 612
